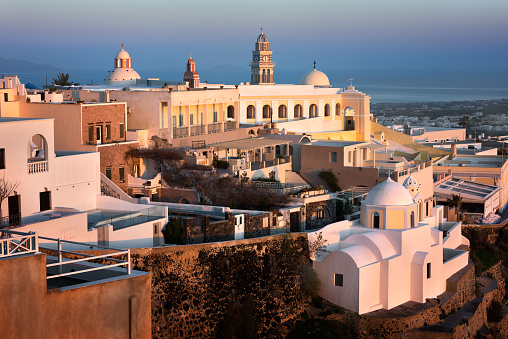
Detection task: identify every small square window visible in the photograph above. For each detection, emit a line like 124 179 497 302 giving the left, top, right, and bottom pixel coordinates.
330 151 337 163
334 273 343 287
119 167 125 183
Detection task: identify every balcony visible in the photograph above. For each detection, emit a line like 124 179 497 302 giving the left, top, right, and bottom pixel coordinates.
208 122 222 133
190 125 206 136
27 161 48 174
173 126 189 138
224 121 237 132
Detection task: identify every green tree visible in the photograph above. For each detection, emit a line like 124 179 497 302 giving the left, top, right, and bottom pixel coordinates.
447 194 463 221
459 114 470 129
162 218 184 244
52 72 74 86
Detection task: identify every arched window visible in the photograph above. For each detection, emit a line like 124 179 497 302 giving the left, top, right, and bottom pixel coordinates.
262 69 266 83
263 105 271 119
372 212 380 229
410 211 415 228
248 129 255 135
227 105 235 119
324 104 330 117
335 103 341 116
28 134 48 162
294 104 302 118
278 105 287 118
309 104 318 118
267 69 271 83
247 105 255 119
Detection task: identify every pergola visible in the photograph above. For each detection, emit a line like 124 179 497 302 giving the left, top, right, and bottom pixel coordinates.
209 137 290 162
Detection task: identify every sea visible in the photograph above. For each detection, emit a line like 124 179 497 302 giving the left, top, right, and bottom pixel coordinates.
12 68 508 104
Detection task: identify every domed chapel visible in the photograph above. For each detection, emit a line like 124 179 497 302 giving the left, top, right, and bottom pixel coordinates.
311 177 470 314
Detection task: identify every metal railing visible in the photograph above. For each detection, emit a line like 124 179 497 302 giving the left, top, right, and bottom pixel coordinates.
0 213 21 228
173 126 189 138
28 161 48 174
208 122 222 133
0 229 132 280
41 235 131 279
190 125 206 136
224 121 237 131
0 231 38 257
100 180 121 199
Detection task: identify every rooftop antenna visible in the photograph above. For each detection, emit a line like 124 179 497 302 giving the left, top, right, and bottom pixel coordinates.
348 78 354 87
313 61 316 70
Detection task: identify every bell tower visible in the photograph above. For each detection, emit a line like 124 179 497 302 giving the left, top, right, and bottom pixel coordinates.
250 28 275 84
183 53 200 88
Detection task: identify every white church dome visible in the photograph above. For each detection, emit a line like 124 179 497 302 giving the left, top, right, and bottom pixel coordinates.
403 175 419 188
116 49 130 59
364 178 414 206
300 65 330 87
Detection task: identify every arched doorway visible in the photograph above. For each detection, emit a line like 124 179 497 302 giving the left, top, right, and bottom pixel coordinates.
372 212 380 229
309 104 318 118
294 104 302 118
343 106 355 130
247 105 255 119
324 104 330 116
263 105 271 119
227 105 235 119
278 105 287 118
335 103 341 116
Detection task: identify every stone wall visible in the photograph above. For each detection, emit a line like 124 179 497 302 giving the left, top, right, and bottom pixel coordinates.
99 142 139 191
305 199 337 231
244 213 271 239
130 233 313 338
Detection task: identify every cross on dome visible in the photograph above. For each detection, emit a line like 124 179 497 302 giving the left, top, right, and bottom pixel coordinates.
313 61 316 70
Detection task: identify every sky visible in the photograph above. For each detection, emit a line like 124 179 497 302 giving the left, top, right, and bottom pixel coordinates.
1 0 507 79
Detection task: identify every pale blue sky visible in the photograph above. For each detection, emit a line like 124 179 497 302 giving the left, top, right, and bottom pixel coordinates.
1 0 507 74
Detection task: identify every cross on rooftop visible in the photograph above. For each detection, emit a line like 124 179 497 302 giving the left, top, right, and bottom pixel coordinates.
313 61 316 69
348 78 354 86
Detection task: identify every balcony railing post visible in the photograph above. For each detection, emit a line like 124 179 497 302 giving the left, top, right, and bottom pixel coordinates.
58 238 63 274
127 249 131 275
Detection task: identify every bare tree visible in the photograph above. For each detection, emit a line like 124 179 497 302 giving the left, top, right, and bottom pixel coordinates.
0 174 19 221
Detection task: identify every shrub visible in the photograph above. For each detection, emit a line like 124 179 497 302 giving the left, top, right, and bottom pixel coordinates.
212 157 229 169
300 263 321 298
318 170 341 192
162 218 184 244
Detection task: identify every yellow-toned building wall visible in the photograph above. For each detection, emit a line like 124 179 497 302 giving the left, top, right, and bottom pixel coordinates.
387 210 406 229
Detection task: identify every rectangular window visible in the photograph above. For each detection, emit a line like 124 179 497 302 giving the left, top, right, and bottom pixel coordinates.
88 125 94 143
119 167 125 183
0 148 5 169
119 123 125 139
4 93 8 102
105 168 112 180
213 111 218 123
330 151 337 163
154 223 158 234
427 263 431 279
179 114 184 127
190 114 194 125
96 125 102 144
334 273 343 287
105 123 111 140
348 151 352 163
160 102 168 128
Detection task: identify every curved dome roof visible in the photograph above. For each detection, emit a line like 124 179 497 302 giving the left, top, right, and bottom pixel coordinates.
257 32 268 43
25 82 41 90
104 68 141 85
403 175 419 188
364 178 414 206
116 45 130 59
300 68 330 87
